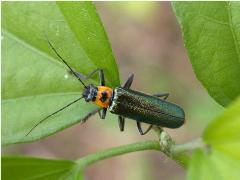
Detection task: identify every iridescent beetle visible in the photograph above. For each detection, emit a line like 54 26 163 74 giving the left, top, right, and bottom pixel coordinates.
26 39 185 136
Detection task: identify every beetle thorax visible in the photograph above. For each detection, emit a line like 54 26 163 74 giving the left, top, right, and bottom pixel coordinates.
83 85 113 108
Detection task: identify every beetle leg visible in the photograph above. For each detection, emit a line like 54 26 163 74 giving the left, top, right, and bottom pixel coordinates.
122 74 134 89
153 93 169 100
98 108 107 119
118 116 125 131
136 122 153 135
68 70 85 80
68 68 105 86
80 108 100 124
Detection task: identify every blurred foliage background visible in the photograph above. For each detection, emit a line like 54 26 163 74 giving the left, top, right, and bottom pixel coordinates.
3 2 224 180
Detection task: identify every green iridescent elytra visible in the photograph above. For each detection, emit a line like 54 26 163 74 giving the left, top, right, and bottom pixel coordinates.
109 87 185 128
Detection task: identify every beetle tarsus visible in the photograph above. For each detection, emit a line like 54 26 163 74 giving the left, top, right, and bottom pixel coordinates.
137 122 153 135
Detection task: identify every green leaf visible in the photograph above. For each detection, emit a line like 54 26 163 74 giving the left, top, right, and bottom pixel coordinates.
188 97 240 179
2 2 120 145
172 2 240 106
187 149 240 180
204 96 240 159
2 156 83 180
57 2 120 87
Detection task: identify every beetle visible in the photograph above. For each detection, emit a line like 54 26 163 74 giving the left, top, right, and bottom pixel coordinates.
26 38 185 136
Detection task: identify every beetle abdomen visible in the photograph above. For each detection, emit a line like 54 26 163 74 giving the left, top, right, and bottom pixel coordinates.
109 87 185 128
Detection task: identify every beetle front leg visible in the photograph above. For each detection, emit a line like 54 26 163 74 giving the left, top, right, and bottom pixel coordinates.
80 108 100 124
69 68 105 86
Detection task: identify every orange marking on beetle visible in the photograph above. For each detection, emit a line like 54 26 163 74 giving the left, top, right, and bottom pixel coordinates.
93 86 113 108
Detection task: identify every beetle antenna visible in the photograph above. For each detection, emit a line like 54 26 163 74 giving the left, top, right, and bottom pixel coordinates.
45 35 87 88
25 96 84 136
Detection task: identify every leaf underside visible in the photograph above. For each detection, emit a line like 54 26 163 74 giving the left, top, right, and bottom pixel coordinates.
172 2 240 107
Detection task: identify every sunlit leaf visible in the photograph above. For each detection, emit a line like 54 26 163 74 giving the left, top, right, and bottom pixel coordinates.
187 149 240 180
204 97 240 159
188 97 240 179
172 2 240 106
2 2 120 145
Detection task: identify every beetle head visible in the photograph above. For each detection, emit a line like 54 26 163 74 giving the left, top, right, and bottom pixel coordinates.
82 84 98 102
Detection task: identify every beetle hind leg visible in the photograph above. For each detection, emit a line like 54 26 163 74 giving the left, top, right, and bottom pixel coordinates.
137 122 153 135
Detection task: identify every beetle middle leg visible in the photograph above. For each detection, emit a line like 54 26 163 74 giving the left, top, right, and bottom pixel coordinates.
69 68 105 86
153 93 169 100
116 74 134 132
122 74 154 135
136 122 153 135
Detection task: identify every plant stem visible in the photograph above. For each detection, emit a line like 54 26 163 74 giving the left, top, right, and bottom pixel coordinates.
169 138 205 168
76 128 204 170
153 126 190 167
76 140 160 169
172 138 204 154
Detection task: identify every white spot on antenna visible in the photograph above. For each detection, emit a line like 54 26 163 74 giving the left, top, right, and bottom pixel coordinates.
64 74 69 79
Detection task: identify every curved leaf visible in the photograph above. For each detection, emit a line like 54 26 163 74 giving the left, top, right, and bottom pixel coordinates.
188 98 240 180
188 97 240 179
2 2 120 145
187 149 240 180
2 156 83 180
172 2 240 106
57 2 120 87
204 96 240 159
